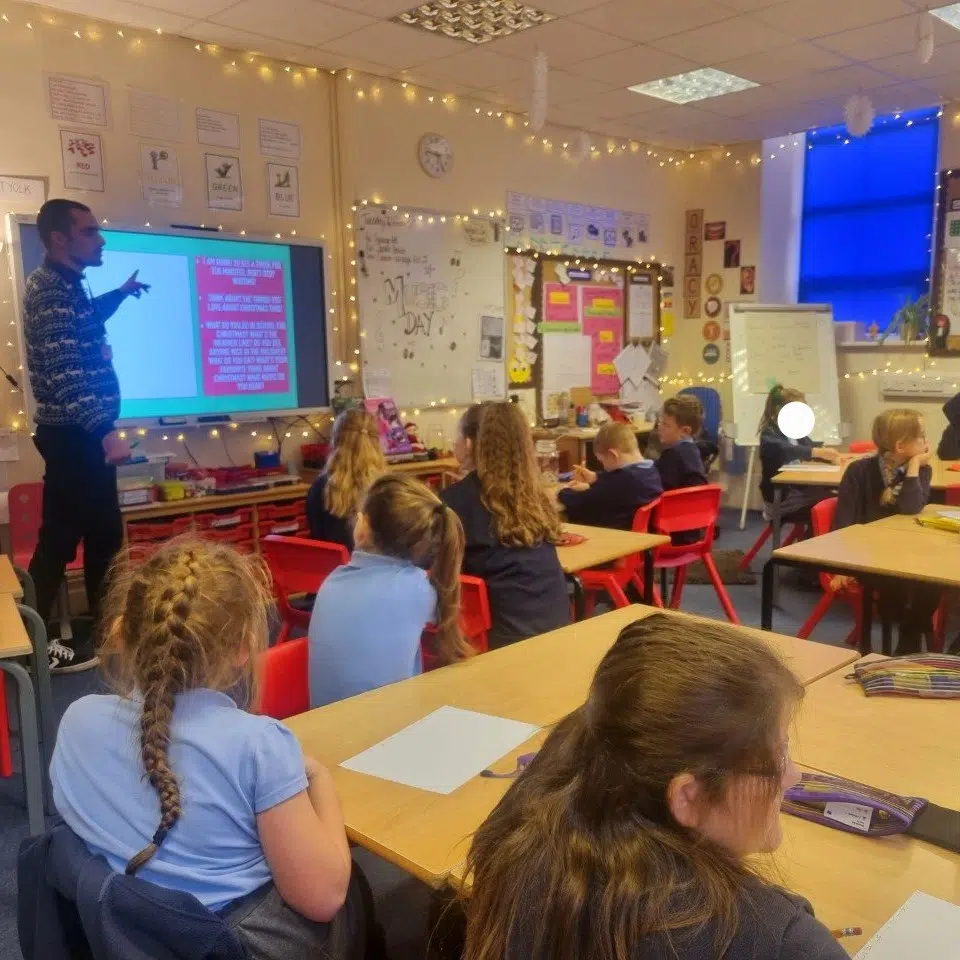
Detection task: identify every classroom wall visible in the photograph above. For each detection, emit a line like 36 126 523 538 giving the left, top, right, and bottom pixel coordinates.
0 0 341 483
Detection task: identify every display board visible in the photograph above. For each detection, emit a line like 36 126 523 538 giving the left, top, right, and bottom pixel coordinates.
357 207 506 408
931 168 960 354
728 303 841 445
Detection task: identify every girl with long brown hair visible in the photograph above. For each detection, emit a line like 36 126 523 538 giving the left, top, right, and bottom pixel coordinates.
306 407 386 550
464 614 846 960
309 474 471 706
50 538 379 958
442 402 569 648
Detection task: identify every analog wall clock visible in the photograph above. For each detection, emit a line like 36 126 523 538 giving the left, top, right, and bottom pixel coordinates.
418 133 453 178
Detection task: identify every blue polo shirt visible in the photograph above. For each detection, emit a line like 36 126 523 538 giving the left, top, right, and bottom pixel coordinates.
50 688 307 911
309 550 436 707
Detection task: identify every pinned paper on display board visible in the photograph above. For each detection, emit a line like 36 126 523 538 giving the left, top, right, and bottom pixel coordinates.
542 283 579 328
614 343 651 388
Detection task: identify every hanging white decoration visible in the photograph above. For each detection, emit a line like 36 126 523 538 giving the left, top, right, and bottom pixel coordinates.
917 11 935 64
530 50 548 133
571 130 591 163
844 93 875 138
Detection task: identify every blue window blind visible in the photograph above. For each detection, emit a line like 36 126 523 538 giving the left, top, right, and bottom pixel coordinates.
799 108 939 329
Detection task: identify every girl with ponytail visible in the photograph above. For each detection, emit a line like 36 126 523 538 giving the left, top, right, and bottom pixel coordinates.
309 473 471 707
51 537 378 958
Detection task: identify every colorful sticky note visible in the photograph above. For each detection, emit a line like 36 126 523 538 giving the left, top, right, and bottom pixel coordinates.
598 329 614 343
548 290 572 306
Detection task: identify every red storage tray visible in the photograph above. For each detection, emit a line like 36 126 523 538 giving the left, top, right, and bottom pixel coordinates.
194 507 254 531
127 515 193 543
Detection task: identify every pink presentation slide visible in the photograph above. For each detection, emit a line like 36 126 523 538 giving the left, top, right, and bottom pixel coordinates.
196 256 290 396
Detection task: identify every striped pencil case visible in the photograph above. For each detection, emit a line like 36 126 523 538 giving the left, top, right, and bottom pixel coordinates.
850 654 960 699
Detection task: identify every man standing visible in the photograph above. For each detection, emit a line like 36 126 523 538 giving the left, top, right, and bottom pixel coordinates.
23 199 148 672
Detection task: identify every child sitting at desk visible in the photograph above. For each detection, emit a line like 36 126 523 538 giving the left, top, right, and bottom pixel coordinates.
832 408 937 655
462 613 846 960
558 422 662 529
306 408 386 551
308 474 471 707
50 538 378 959
759 385 841 522
442 402 569 649
654 395 708 491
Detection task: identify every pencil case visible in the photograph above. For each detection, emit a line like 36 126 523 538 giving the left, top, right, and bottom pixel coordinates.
782 772 960 853
849 654 960 699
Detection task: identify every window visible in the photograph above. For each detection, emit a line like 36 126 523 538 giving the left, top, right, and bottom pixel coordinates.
799 107 940 331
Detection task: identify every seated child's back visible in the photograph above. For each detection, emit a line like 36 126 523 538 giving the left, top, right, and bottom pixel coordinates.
309 474 470 707
559 422 661 529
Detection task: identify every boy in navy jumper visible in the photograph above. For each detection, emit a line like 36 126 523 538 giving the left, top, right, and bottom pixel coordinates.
655 396 708 490
559 423 662 529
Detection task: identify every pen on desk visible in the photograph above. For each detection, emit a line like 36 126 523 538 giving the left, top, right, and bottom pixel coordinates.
830 927 862 939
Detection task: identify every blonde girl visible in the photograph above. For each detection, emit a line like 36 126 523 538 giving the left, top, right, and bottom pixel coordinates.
442 402 569 648
309 474 471 707
49 538 378 957
306 407 386 550
464 614 846 960
758 384 840 521
834 408 936 654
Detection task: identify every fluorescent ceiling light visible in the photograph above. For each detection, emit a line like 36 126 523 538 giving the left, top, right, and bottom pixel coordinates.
629 68 758 105
931 3 960 30
394 1 554 45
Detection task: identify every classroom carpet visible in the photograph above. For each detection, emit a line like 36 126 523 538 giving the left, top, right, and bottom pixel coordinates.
0 509 884 960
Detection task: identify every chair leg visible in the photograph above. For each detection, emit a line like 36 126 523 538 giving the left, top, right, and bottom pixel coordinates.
606 580 631 609
583 591 597 617
702 554 740 625
669 567 687 609
57 580 72 642
797 592 836 640
932 597 948 653
0 680 12 778
738 525 771 570
783 523 804 547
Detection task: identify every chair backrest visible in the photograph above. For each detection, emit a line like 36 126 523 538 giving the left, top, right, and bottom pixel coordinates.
8 483 43 558
459 574 491 653
632 498 659 534
652 484 722 546
677 386 721 443
810 496 837 537
257 637 310 720
261 535 349 597
847 440 877 454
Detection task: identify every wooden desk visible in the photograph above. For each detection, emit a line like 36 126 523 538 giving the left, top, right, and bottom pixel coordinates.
557 523 669 618
0 554 24 599
870 503 960 538
762 523 960 653
448 770 960 956
795 655 958 807
286 605 857 887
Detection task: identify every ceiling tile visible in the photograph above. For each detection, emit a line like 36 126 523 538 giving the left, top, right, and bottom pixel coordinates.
323 0 416 15
697 83 782 116
867 82 942 113
591 87 667 118
393 73 477 96
534 0 608 13
816 15 931 60
133 0 236 16
542 69 614 100
749 99 843 134
771 64 895 102
568 45 699 86
718 0 789 9
212 0 375 46
717 42 849 84
640 103 723 131
672 116 758 143
926 75 960 102
181 21 310 60
650 14 794 63
484 18 631 64
405 48 528 88
317 21 465 68
571 0 734 44
39 0 194 31
870 41 960 81
755 0 913 40
298 48 394 74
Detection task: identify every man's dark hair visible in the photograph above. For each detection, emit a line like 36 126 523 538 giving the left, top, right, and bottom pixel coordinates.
36 199 91 248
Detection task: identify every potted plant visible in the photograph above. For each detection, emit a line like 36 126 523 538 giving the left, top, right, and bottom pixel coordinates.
879 293 931 343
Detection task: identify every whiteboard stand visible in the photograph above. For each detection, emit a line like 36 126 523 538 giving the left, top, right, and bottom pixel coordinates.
740 446 757 530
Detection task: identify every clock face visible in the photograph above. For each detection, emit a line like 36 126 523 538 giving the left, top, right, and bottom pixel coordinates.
418 133 453 178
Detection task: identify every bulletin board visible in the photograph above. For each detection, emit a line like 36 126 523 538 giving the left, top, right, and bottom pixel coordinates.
506 252 661 422
930 168 960 355
357 206 506 408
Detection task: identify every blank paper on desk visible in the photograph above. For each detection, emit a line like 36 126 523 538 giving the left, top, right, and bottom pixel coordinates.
855 891 960 958
340 706 539 795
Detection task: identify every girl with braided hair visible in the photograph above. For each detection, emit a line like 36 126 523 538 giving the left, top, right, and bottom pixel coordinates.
50 537 380 958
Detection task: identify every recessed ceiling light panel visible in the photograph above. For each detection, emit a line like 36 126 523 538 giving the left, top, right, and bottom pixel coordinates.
629 67 758 105
394 1 554 45
931 3 960 30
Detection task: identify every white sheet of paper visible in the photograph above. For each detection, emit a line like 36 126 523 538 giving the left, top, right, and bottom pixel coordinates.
525 319 537 335
129 89 181 141
614 343 651 386
259 117 302 160
524 304 537 319
362 367 392 399
340 706 539 795
854 892 960 959
47 73 110 127
628 278 655 339
776 462 842 473
196 107 240 149
472 364 505 401
937 510 960 519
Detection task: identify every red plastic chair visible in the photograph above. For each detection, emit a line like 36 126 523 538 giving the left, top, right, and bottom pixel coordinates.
421 574 491 671
578 499 660 614
738 520 806 571
9 482 81 640
261 535 349 643
848 440 877 454
257 637 309 720
650 485 740 625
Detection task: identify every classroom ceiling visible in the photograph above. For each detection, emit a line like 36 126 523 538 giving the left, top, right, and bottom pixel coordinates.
33 0 960 148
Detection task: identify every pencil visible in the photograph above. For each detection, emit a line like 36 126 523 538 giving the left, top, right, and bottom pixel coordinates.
830 928 862 939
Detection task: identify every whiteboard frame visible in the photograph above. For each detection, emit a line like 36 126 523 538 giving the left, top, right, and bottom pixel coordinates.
728 302 842 447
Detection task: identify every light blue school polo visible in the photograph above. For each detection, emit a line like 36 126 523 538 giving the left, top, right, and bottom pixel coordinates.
50 688 307 911
309 550 437 708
